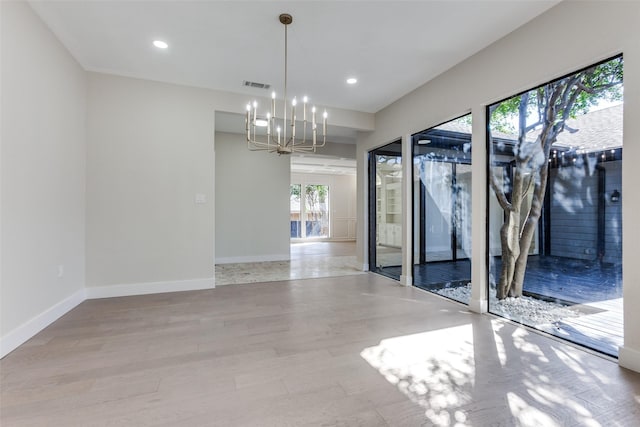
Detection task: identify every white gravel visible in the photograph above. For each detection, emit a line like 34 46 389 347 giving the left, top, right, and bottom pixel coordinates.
435 283 580 325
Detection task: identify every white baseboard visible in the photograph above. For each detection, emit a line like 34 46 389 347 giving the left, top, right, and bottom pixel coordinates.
619 345 640 373
215 254 290 264
86 277 215 299
0 288 86 358
1 277 216 358
400 275 413 286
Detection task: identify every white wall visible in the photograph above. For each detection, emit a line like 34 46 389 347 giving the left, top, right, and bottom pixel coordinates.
215 132 290 263
86 73 215 292
291 172 357 241
1 1 86 353
356 0 640 371
315 142 356 159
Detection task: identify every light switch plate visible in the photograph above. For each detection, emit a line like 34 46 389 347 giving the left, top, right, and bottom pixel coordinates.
195 193 207 204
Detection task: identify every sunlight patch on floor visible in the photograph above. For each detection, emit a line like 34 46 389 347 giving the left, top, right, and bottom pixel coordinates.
360 325 475 426
361 320 606 426
507 392 565 427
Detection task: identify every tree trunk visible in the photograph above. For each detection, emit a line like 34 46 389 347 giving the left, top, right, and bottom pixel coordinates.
497 210 521 299
509 162 550 297
496 164 529 299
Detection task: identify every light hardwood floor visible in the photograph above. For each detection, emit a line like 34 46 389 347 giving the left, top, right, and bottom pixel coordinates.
1 273 639 426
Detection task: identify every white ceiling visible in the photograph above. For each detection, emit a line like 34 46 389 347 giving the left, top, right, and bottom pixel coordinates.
29 0 559 116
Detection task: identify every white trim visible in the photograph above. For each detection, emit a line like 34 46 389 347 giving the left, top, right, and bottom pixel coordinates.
86 277 215 299
470 105 489 311
400 274 413 286
0 288 86 358
619 345 640 373
361 148 369 276
290 238 355 244
468 298 488 314
215 254 290 264
401 134 413 287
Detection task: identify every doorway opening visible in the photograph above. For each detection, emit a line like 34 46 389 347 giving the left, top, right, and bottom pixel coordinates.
290 184 330 239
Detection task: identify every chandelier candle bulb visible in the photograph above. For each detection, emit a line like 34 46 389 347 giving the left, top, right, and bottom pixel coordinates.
292 98 296 121
323 110 327 135
271 92 276 119
252 101 257 125
246 104 251 139
266 113 271 136
291 98 296 143
303 97 308 122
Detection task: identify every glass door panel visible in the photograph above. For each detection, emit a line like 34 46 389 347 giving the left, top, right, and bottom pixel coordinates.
423 162 453 262
369 141 403 281
304 184 329 238
290 184 301 238
412 114 472 304
455 164 472 260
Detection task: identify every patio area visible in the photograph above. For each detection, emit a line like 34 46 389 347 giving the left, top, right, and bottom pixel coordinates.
384 256 623 357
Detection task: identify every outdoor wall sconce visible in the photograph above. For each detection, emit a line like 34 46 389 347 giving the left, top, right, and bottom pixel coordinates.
611 189 621 203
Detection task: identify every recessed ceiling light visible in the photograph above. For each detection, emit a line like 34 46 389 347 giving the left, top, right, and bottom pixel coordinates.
346 77 358 85
153 40 168 49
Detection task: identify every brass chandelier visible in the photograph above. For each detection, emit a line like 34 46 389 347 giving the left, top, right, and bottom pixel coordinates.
245 13 327 154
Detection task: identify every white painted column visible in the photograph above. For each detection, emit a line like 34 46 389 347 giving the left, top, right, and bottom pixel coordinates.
400 134 413 286
619 51 640 372
212 112 216 285
355 144 369 271
469 106 488 313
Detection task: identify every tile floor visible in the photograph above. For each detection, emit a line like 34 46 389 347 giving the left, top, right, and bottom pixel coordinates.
215 241 364 286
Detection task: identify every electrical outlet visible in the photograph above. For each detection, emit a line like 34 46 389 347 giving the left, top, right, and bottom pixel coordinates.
57 265 64 278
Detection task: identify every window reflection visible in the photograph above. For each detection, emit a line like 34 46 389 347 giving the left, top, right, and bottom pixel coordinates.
412 114 472 304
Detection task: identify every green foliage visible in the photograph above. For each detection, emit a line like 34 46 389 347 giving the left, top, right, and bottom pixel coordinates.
453 114 473 128
490 57 623 135
305 184 328 205
290 184 301 200
490 96 522 134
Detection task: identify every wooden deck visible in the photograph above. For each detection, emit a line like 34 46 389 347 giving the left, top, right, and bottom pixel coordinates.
542 298 623 356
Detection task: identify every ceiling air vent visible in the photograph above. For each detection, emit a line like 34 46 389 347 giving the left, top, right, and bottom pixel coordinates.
243 80 271 90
